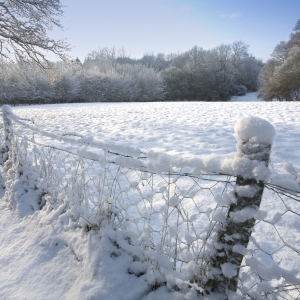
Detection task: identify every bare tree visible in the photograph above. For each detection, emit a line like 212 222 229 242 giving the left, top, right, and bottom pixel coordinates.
0 0 69 66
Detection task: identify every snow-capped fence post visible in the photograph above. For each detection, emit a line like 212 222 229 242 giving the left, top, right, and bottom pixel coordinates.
204 117 275 296
1 105 13 163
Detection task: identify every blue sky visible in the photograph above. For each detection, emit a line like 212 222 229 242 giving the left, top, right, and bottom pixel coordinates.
54 0 300 62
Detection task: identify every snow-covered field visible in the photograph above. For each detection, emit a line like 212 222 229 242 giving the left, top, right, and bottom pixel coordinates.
10 93 300 167
1 93 300 299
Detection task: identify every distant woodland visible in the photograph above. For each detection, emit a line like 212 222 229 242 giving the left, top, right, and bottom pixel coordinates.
0 41 263 104
0 0 299 104
1 19 300 104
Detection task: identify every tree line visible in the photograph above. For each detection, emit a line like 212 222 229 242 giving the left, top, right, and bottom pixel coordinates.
0 41 262 105
0 1 299 103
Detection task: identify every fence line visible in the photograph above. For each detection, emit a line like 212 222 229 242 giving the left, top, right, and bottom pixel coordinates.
0 105 300 299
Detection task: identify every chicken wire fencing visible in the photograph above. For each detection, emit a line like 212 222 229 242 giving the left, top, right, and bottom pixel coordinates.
0 105 300 299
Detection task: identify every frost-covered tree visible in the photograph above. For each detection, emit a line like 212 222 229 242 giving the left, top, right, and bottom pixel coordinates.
0 40 263 104
234 56 263 92
82 54 166 102
53 73 80 103
208 44 235 101
162 41 260 101
259 19 300 101
258 59 280 101
162 47 214 100
269 47 300 101
138 52 170 71
275 47 300 101
271 41 288 63
0 0 69 66
0 62 49 104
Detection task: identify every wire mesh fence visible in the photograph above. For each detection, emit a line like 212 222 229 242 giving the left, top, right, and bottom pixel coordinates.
0 107 300 299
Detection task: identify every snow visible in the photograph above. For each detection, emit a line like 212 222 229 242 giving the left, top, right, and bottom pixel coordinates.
0 96 300 299
235 184 260 198
0 199 149 300
229 207 268 223
221 263 237 279
10 100 300 167
230 92 261 102
234 116 275 144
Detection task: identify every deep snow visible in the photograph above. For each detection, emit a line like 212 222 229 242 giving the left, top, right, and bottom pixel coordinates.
0 93 300 299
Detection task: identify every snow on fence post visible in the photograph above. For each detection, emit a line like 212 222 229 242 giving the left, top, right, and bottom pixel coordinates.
1 105 13 163
204 117 275 296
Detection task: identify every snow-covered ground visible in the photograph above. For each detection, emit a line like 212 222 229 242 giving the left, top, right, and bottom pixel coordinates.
1 94 300 299
230 91 262 102
11 93 300 168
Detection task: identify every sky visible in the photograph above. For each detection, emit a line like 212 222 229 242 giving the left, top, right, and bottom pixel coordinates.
52 0 300 62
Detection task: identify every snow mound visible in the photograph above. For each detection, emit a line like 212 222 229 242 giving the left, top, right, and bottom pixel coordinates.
234 116 275 144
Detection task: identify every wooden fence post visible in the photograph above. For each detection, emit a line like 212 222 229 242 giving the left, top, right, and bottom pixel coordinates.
2 105 13 163
204 117 275 296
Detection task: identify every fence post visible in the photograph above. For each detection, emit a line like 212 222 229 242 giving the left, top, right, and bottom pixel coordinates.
204 117 275 296
1 105 13 163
